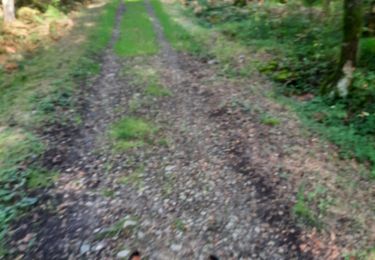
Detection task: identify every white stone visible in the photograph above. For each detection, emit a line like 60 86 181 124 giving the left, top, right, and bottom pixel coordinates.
80 243 90 254
117 250 130 258
123 220 137 228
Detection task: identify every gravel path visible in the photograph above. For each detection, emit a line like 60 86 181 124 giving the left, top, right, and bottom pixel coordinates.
8 1 346 259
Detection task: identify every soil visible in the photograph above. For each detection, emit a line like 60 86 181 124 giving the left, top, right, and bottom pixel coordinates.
6 0 373 259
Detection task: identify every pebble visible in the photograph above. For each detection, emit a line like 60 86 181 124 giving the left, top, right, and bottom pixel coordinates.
94 242 106 252
171 244 182 252
165 165 176 174
116 249 130 258
80 243 90 254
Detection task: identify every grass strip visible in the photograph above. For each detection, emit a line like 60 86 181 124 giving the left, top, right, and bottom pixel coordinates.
115 0 158 56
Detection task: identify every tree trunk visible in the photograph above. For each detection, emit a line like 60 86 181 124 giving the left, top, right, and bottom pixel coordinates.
322 0 363 97
2 0 16 24
366 1 375 36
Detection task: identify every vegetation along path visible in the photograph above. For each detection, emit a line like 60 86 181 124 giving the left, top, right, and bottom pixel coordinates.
3 0 374 259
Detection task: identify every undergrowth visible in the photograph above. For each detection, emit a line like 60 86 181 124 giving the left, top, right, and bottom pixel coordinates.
190 1 375 178
151 0 204 55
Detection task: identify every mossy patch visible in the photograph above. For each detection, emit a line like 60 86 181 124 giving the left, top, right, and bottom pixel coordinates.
110 117 158 150
260 115 281 126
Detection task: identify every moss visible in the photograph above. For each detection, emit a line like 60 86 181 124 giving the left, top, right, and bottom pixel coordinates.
110 117 158 150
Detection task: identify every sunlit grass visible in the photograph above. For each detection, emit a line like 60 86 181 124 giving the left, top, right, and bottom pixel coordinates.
151 0 200 52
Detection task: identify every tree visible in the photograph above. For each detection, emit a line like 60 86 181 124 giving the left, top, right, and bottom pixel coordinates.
365 0 375 36
2 0 16 23
322 0 363 98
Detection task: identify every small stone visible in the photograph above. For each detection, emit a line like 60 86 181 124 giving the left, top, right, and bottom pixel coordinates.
94 242 106 252
165 165 176 173
117 249 130 258
80 243 90 254
170 244 182 252
137 231 145 239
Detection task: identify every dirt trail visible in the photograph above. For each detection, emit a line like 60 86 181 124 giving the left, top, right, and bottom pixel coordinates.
9 1 347 259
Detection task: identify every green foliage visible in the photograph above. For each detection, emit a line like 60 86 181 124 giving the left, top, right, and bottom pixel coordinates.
359 37 375 71
173 218 186 232
44 5 66 19
0 0 120 254
0 129 45 243
115 0 158 56
110 117 157 150
260 114 280 126
344 247 375 260
216 6 339 95
193 2 375 179
194 2 249 25
285 95 375 178
293 184 333 227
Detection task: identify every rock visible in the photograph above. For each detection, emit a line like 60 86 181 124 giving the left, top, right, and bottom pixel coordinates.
165 165 176 173
170 244 182 252
137 231 145 239
80 243 90 254
208 59 218 65
117 249 130 258
94 241 106 252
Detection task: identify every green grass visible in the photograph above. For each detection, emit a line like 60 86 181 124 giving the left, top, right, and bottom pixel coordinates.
145 83 172 97
172 218 186 232
293 181 336 230
115 0 158 56
110 117 157 150
151 0 201 53
260 114 281 126
280 96 375 179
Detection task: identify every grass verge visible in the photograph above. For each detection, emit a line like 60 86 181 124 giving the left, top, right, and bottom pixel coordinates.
150 0 202 53
0 0 120 254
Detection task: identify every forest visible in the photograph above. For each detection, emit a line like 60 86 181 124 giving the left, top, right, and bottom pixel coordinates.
0 0 374 259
